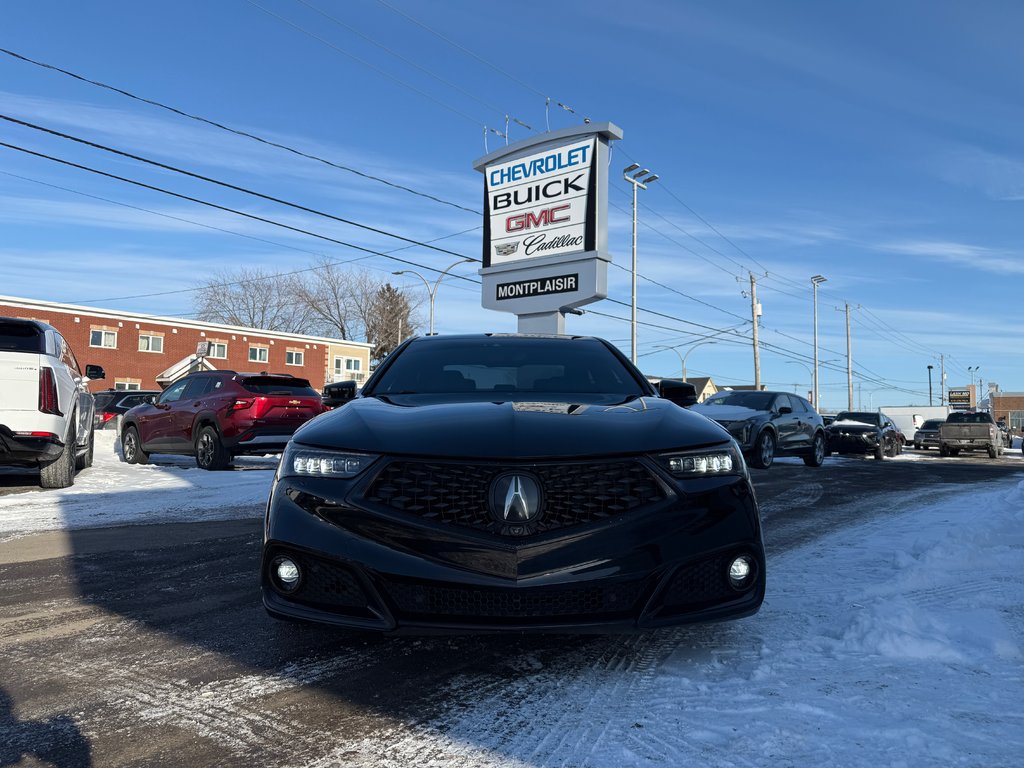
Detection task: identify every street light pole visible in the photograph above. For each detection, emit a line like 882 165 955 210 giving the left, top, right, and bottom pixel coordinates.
623 163 659 365
655 340 718 381
811 275 826 407
393 258 473 336
927 364 934 406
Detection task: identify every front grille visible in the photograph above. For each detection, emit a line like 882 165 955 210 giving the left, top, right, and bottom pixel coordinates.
660 554 738 611
381 576 647 622
363 459 667 535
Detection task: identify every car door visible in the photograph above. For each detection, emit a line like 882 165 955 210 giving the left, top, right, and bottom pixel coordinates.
773 394 802 454
171 376 216 448
143 378 189 448
793 396 818 451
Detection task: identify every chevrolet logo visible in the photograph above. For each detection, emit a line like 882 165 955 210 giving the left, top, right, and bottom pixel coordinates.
288 400 301 405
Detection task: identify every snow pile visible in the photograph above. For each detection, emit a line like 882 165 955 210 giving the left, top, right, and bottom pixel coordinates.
0 431 275 541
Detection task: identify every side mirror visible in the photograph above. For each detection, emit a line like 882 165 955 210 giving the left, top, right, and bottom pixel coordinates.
778 406 793 415
657 379 698 408
322 380 357 409
143 395 157 405
85 364 106 380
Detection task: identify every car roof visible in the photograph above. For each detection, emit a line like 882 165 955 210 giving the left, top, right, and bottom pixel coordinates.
0 316 58 333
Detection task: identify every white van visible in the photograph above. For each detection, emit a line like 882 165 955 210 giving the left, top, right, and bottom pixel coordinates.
0 317 105 487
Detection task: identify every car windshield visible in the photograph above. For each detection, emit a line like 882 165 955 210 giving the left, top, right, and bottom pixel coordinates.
0 321 45 353
921 419 944 429
239 377 318 397
366 336 646 398
834 411 880 425
701 391 775 410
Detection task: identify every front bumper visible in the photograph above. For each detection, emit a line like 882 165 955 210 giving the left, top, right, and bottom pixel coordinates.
0 425 64 466
261 459 765 633
826 431 878 453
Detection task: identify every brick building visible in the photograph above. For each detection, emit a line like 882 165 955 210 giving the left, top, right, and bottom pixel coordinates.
989 392 1024 434
0 295 373 391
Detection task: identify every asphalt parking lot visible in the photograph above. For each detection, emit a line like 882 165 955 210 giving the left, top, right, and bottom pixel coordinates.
1 450 1021 766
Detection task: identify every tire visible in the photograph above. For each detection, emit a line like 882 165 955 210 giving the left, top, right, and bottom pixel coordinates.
122 426 149 465
939 444 950 457
749 430 776 469
914 442 921 450
803 433 826 467
874 443 885 460
40 423 76 489
195 425 231 471
950 448 961 457
75 426 95 471
987 445 998 459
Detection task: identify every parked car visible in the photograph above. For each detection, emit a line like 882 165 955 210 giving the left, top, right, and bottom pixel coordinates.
825 411 902 459
690 390 827 469
913 418 944 450
0 317 105 487
261 334 765 632
92 388 161 430
120 371 325 470
939 411 1002 459
996 419 1011 448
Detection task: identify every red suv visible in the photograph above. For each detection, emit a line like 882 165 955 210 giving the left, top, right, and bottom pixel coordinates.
120 371 325 470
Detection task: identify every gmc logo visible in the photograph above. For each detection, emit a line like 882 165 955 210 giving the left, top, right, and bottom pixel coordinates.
505 204 570 233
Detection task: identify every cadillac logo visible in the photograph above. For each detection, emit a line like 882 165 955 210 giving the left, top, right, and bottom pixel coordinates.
494 242 520 257
489 472 542 524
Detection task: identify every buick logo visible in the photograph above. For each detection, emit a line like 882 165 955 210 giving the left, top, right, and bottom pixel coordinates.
490 473 542 524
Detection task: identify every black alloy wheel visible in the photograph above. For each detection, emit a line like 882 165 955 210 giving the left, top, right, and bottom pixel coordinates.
803 432 826 467
195 425 231 471
749 429 776 469
122 426 149 465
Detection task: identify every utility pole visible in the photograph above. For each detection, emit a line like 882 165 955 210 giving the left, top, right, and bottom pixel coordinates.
940 354 946 406
750 272 761 389
843 303 853 410
811 275 827 407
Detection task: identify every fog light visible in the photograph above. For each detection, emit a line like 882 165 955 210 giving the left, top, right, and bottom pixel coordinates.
728 555 754 589
272 556 301 593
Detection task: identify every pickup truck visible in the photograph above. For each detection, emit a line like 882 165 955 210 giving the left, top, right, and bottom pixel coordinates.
0 317 105 487
938 412 1002 459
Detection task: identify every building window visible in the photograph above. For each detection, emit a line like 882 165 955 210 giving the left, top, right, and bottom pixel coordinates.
208 342 227 359
90 329 117 348
249 346 269 363
139 334 164 353
114 381 141 391
1008 410 1024 432
334 356 365 382
286 350 304 366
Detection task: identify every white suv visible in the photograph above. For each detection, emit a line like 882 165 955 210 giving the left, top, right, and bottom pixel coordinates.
0 317 105 487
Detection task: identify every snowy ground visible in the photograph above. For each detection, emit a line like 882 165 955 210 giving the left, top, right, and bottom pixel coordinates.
0 430 277 541
2 433 1023 765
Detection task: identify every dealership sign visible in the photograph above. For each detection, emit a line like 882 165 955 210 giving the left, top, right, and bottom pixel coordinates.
485 138 595 267
947 388 973 411
474 123 622 333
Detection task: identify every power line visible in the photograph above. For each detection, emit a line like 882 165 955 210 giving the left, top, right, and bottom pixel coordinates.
0 46 482 215
0 139 482 281
0 113 480 263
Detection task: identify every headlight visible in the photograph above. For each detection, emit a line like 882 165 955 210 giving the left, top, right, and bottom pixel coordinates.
657 442 745 477
280 443 378 478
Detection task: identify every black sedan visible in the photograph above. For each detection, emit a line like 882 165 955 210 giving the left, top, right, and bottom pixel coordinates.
825 411 903 459
690 390 827 469
261 334 765 633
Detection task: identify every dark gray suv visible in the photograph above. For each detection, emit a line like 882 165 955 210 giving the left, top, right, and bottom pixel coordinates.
692 390 827 469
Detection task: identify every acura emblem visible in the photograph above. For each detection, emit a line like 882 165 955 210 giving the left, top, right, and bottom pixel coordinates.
490 473 542 524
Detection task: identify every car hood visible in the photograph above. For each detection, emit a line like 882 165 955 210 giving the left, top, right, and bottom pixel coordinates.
292 395 731 459
690 404 766 423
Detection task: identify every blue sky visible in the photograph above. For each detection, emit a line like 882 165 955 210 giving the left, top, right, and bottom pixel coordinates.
2 0 1022 410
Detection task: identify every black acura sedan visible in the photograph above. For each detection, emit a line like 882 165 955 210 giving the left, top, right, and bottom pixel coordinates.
261 334 765 633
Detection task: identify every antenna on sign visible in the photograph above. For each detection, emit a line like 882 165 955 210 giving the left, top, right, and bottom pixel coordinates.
504 114 510 145
545 97 551 131
483 125 488 153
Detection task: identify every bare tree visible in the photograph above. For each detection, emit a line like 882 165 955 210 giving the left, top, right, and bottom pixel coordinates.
193 267 314 332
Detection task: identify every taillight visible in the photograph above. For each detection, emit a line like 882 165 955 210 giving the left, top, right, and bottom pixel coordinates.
39 367 62 415
229 398 255 412
101 412 117 423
